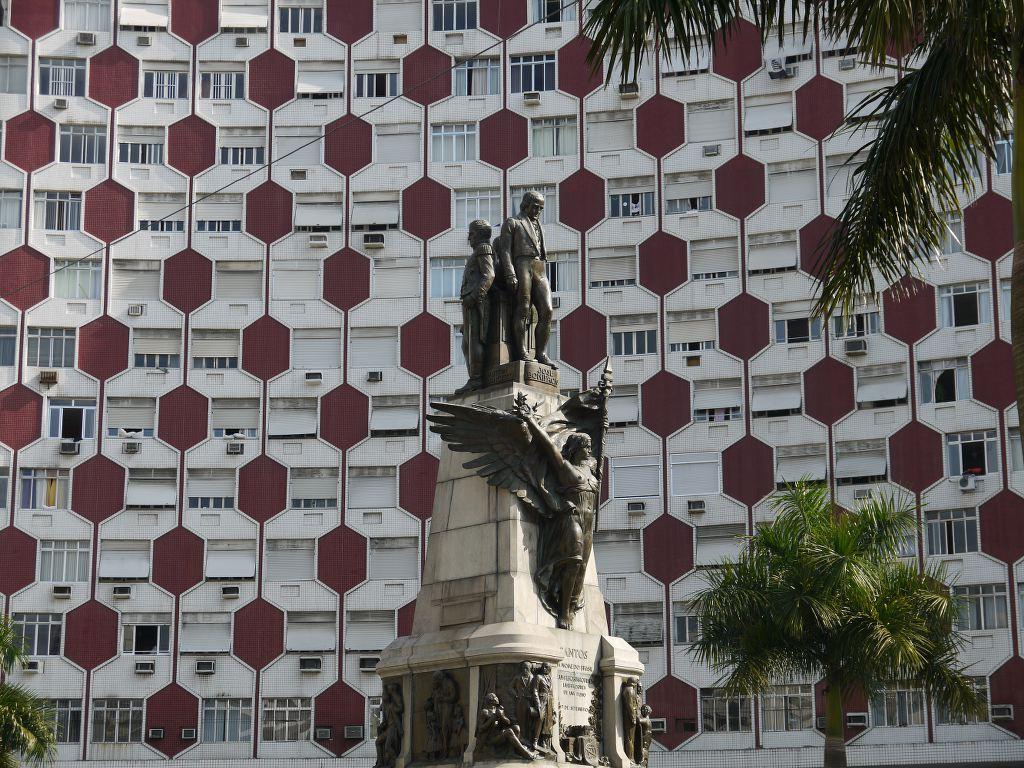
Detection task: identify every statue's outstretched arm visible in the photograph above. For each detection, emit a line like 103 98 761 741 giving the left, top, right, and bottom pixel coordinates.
523 416 575 487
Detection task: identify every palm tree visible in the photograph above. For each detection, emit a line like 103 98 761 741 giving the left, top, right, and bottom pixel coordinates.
688 483 985 768
584 1 1024 419
0 618 56 768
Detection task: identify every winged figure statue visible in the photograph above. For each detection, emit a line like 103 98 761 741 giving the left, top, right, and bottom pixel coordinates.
428 364 613 629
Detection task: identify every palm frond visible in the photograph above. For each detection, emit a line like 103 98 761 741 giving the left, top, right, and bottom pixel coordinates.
0 683 57 763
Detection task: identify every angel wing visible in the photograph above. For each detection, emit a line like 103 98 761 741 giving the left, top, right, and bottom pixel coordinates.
427 402 558 515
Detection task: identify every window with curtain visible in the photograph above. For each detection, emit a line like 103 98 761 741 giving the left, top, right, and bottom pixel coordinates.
0 56 28 94
0 190 21 229
454 188 500 228
33 192 82 231
761 685 813 731
202 698 252 743
511 54 555 92
939 282 991 327
701 689 752 733
27 327 76 367
431 123 478 162
531 116 577 156
532 0 574 22
953 584 1008 630
39 540 91 582
63 0 111 30
511 185 557 224
454 58 499 95
54 260 101 300
432 0 476 30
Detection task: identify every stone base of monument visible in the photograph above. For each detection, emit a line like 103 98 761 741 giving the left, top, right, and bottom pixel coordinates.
375 379 645 768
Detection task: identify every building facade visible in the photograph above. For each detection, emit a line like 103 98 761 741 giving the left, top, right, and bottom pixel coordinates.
0 0 1022 764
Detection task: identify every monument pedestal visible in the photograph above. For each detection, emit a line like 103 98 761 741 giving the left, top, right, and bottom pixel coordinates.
376 379 644 768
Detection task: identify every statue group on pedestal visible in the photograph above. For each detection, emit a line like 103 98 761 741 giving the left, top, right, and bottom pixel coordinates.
620 677 653 767
424 671 467 761
476 661 556 761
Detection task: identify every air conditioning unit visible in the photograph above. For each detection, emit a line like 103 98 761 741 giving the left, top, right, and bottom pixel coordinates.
128 303 146 316
846 712 868 727
112 585 133 599
766 58 795 79
195 660 216 675
300 656 323 673
226 442 244 456
618 82 639 98
522 91 541 104
702 144 721 157
344 725 365 740
358 656 380 672
551 295 561 309
839 57 857 71
650 718 667 733
844 338 868 355
625 501 646 514
181 728 197 740
315 726 333 740
853 488 871 500
304 371 323 384
309 234 328 248
293 37 307 47
122 441 141 454
991 704 1014 720
39 370 58 385
22 659 42 673
59 439 80 455
687 499 706 514
77 32 96 45
393 33 407 45
958 474 977 492
52 584 72 599
135 660 156 674
367 371 383 383
137 35 152 46
234 36 249 47
363 233 385 248
54 98 69 110
147 728 164 739
221 585 240 599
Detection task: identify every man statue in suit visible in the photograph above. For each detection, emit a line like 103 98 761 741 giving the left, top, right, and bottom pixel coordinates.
457 219 495 393
495 191 554 367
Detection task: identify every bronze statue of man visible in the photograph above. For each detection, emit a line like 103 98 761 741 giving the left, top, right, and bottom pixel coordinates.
496 191 554 367
457 219 495 393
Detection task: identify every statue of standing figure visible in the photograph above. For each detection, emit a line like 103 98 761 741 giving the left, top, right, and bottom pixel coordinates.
374 682 404 768
621 677 641 764
425 671 464 760
456 219 495 394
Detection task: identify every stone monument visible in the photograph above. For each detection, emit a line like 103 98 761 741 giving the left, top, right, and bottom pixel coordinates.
375 194 650 768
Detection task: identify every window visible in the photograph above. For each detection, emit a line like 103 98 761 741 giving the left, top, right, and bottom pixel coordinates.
611 329 657 356
201 70 245 99
453 58 499 96
119 135 164 165
833 311 880 338
430 257 464 299
532 0 574 22
946 430 998 477
33 191 82 231
0 56 28 94
205 541 256 581
143 70 188 99
593 529 641 573
692 379 742 423
13 613 62 655
431 123 477 162
290 468 338 509
673 603 699 644
609 456 660 499
670 452 720 496
125 468 176 511
262 698 312 742
279 5 321 32
919 358 970 404
293 328 341 369
940 282 991 328
39 58 86 97
546 252 578 293
220 145 264 165
995 136 1012 175
265 539 316 581
432 0 475 30
751 375 801 418
767 159 816 203
58 124 106 164
609 191 654 218
346 609 396 651
355 71 398 98
775 445 828 487
870 687 925 727
91 699 143 743
855 365 908 409
203 699 252 743
268 398 318 439
511 185 558 225
348 466 397 508
191 329 239 369
687 99 735 142
64 0 111 30
215 261 262 300
48 398 97 441
774 316 822 344
47 699 82 744
219 128 265 168
846 77 892 122
137 193 184 232
187 469 235 509
20 468 70 510
0 327 13 366
954 584 1008 630
744 93 792 136
834 441 887 485
295 194 344 231
220 0 268 30
511 54 556 93
52 260 101 302
133 328 181 368
122 614 171 654
587 110 633 152
454 188 499 228
0 190 21 229
297 62 343 99
286 611 336 651
606 385 639 426
761 684 813 731
665 172 712 214
98 539 151 580
181 611 233 651
938 678 989 725
39 540 90 582
350 327 399 368
690 237 739 280
531 117 577 156
667 311 715 352
370 395 419 437
611 602 662 647
925 509 978 556
701 689 751 733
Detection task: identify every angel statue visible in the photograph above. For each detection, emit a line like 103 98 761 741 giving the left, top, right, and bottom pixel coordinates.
428 364 613 630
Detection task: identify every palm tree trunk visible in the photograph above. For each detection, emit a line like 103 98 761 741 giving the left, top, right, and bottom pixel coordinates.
1010 44 1024 423
822 683 847 768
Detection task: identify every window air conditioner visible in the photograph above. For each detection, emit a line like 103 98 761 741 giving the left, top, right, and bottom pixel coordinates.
702 144 721 157
344 726 365 740
22 660 42 673
853 488 871 500
363 233 385 248
845 712 868 727
551 295 560 309
59 439 80 455
618 82 640 98
299 656 323 672
293 37 307 47
767 58 795 79
128 303 146 316
135 660 156 674
137 35 152 46
991 705 1014 720
309 234 328 248
77 32 96 45
844 338 868 355
958 474 977 492
123 441 142 454
393 33 408 45
522 91 541 104
181 728 197 740
839 57 857 71
367 371 383 383
148 728 165 739
221 585 240 599
54 98 69 110
113 585 133 599
358 656 380 672
226 442 245 456
626 501 646 514
52 584 72 599
235 36 249 47
315 726 333 740
687 499 706 514
305 371 323 384
195 660 216 674
39 370 58 385
290 169 308 180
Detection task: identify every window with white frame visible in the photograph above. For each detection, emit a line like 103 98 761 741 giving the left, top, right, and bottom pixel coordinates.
667 310 715 352
609 190 654 218
775 444 828 487
20 468 69 510
346 609 395 651
204 541 256 582
701 688 752 732
47 398 96 441
532 116 577 156
0 190 21 229
1001 278 1011 328
744 93 793 136
58 124 106 164
611 326 657 356
532 0 574 22
13 613 62 655
747 231 798 275
856 364 908 409
39 540 90 582
670 452 720 496
751 374 802 418
268 398 318 439
297 61 344 99
91 699 144 743
834 440 887 485
133 327 180 368
925 508 978 556
511 184 558 225
511 53 556 93
262 698 312 742
946 430 998 477
350 193 399 231
27 327 76 367
954 584 1008 630
191 329 239 369
1011 428 1024 473
0 56 28 94
926 213 964 256
589 246 636 288
142 68 188 98
137 192 185 232
687 99 735 142
279 3 322 33
610 455 660 499
220 0 268 30
39 58 86 97
938 678 989 724
833 309 880 338
918 358 969 404
215 260 262 300
696 523 745 563
202 698 252 743
870 687 925 727
54 260 101 300
0 468 8 509
350 327 399 368
665 171 712 214
290 468 338 509
348 466 397 508
118 125 164 164
766 158 816 203
266 539 316 581
219 127 265 165
47 699 82 744
210 398 259 439
293 328 341 369
294 193 344 232
825 152 863 198
276 125 320 165
454 188 500 228
761 684 813 731
368 536 419 580
125 468 176 511
432 123 477 162
121 612 171 654
200 69 245 99
939 282 991 328
186 468 235 510
286 611 335 651
546 251 578 293
995 136 1012 175
355 70 398 98
33 191 82 231
606 384 639 426
690 237 739 280
370 395 420 437
587 110 634 152
430 257 464 299
0 327 12 366
846 77 893 122
593 529 641 573
432 0 476 30
376 122 420 162
692 378 742 423
673 603 699 644
270 259 319 300
611 602 663 647
458 58 501 96
773 302 822 343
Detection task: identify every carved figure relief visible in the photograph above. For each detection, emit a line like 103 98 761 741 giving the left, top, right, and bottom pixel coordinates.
423 670 466 761
374 682 404 768
476 693 537 761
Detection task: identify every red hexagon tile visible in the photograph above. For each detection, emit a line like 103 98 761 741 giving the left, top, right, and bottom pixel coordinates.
167 115 217 177
248 50 296 111
78 316 130 381
796 76 845 141
397 599 416 636
559 170 605 232
636 94 686 158
712 18 762 81
237 455 288 523
246 181 293 244
989 658 1024 739
480 109 529 170
402 46 452 106
0 385 42 451
71 455 126 524
324 248 371 311
88 47 139 108
803 356 854 425
641 372 690 437
64 600 119 670
557 37 603 98
638 231 687 296
163 249 212 314
320 384 369 451
402 177 452 241
318 523 367 596
715 154 765 219
10 0 58 38
479 0 525 37
157 386 209 451
400 451 438 521
0 246 50 310
799 214 839 279
642 515 693 584
559 305 608 374
401 313 450 377
718 293 769 360
152 527 205 595
242 315 291 380
169 0 218 43
145 683 199 758
324 117 373 176
888 421 943 493
0 526 37 595
722 435 774 506
971 341 1014 409
645 676 698 749
84 180 134 243
882 277 935 345
4 112 55 172
979 491 1024 564
315 681 368 755
325 0 374 43
964 192 1013 262
233 598 284 669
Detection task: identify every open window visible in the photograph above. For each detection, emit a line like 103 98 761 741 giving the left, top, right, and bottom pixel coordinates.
122 613 171 654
